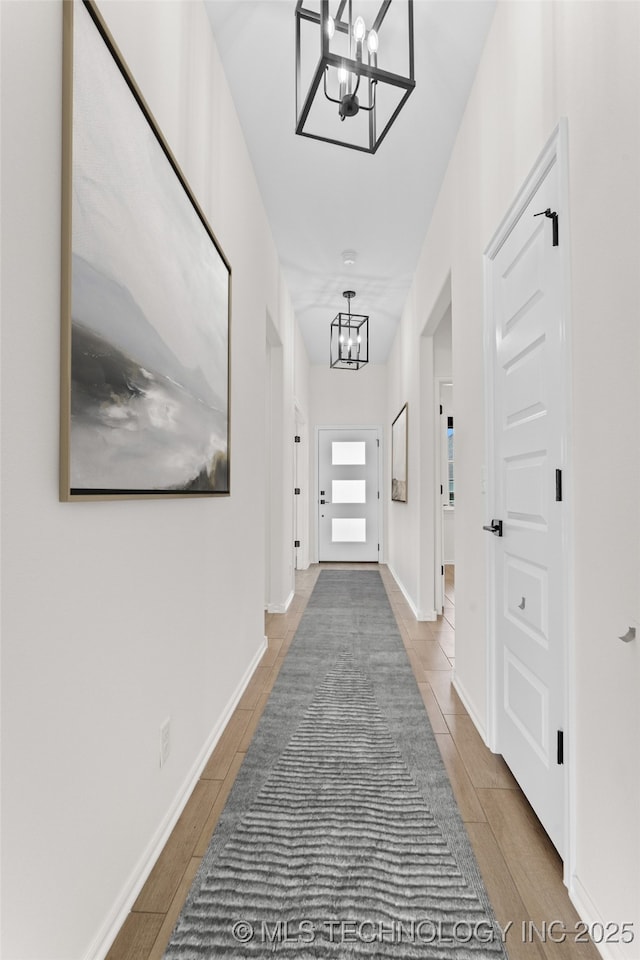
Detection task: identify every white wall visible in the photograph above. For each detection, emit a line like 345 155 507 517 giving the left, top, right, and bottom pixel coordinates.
387 0 640 951
265 286 300 613
433 306 452 379
309 364 388 561
385 299 421 607
0 2 307 958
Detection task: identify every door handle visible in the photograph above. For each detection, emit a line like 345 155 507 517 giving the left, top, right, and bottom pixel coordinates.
482 519 503 537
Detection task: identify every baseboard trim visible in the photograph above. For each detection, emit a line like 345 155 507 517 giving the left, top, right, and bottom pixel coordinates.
419 608 438 622
266 588 295 614
452 672 487 743
386 563 436 622
568 876 622 960
386 562 417 616
87 634 268 960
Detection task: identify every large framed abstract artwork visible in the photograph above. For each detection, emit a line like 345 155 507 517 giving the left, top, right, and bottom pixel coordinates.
60 1 231 499
391 403 408 503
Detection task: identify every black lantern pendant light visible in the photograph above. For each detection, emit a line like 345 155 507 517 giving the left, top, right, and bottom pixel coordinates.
330 291 369 370
295 0 415 154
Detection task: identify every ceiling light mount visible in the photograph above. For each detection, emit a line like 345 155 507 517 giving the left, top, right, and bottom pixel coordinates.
295 0 415 154
330 290 369 370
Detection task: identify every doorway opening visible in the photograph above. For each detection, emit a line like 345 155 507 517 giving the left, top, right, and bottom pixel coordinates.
440 382 455 629
420 277 454 627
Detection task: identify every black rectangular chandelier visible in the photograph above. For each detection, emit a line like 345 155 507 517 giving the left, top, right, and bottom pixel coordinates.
330 291 369 370
295 0 415 154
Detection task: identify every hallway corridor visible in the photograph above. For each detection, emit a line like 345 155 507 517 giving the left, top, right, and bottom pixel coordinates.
107 565 599 960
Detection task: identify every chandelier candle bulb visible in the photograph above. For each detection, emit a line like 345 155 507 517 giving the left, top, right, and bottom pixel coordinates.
367 29 378 68
353 15 366 62
338 65 347 101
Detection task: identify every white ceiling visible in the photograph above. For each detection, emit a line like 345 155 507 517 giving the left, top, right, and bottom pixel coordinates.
203 0 496 364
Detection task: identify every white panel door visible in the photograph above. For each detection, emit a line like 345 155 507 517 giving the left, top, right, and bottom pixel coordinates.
487 156 567 855
318 428 380 562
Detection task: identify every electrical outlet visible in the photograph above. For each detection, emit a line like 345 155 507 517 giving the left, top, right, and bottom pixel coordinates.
160 717 171 768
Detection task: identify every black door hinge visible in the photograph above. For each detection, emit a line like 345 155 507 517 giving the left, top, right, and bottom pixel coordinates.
294 487 300 495
294 540 300 548
555 469 563 502
440 404 443 415
440 484 443 495
294 435 301 443
376 438 380 447
534 208 559 246
441 565 444 576
557 730 564 765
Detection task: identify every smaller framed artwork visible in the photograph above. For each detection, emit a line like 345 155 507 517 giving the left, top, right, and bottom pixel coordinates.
391 403 408 502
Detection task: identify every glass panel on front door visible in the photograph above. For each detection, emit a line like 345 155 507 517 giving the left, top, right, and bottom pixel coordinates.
331 441 366 465
332 518 367 542
331 480 366 503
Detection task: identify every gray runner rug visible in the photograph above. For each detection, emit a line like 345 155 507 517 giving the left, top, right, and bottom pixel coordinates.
164 570 509 958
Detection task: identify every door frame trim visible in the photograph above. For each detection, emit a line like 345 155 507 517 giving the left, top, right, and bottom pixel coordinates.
314 425 384 564
294 399 309 571
482 119 575 876
434 376 453 614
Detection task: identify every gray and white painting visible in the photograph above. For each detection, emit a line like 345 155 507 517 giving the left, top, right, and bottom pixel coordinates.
391 404 407 502
69 3 229 493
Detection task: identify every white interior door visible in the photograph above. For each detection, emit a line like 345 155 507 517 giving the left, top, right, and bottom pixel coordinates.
486 150 568 855
318 428 380 562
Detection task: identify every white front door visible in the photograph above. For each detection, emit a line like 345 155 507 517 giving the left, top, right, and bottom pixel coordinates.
486 145 568 855
318 428 380 562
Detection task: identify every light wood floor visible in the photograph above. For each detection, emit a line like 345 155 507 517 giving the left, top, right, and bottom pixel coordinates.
106 563 599 960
